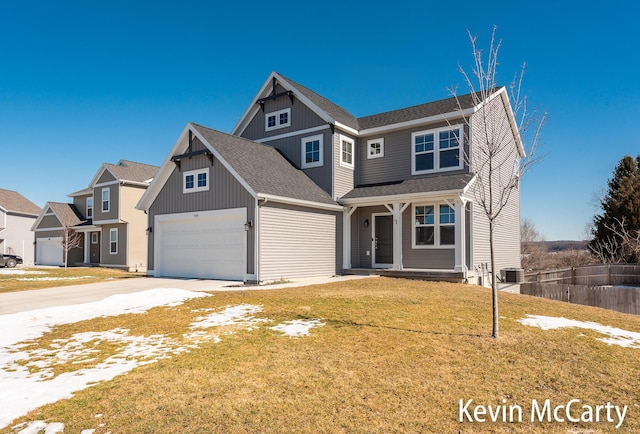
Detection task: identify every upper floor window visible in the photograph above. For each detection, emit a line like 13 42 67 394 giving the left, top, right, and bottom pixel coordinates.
87 197 93 219
183 168 210 194
367 138 384 159
301 134 323 169
265 108 291 132
339 135 354 169
109 228 118 254
411 125 463 174
413 204 455 248
101 188 110 212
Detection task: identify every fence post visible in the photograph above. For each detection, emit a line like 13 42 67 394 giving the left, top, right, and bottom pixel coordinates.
571 267 576 285
608 263 612 285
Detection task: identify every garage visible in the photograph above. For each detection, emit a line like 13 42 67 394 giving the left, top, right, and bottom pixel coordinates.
154 208 247 280
36 238 64 266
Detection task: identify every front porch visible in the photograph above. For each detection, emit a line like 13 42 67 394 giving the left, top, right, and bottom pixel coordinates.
344 267 467 283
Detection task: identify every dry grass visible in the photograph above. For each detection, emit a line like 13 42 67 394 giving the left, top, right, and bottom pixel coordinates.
0 267 140 294
4 277 640 433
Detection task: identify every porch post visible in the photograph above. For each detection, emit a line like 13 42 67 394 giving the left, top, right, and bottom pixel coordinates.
454 198 467 274
343 207 357 271
83 232 90 264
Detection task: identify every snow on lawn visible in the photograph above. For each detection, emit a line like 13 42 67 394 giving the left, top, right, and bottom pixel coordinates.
0 270 48 275
271 319 325 337
518 315 640 348
0 289 325 431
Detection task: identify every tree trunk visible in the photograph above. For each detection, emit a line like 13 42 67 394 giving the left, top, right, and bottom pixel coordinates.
490 218 499 338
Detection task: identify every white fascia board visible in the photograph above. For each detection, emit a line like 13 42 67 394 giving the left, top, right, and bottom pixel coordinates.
231 72 278 136
68 187 93 198
30 202 56 231
257 193 343 212
357 108 475 137
88 165 119 189
339 189 469 207
334 122 359 136
254 124 330 143
93 219 124 225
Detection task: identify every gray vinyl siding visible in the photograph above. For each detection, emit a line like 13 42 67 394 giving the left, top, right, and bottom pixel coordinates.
467 96 521 276
72 195 91 220
93 184 119 222
36 214 63 229
96 170 116 185
241 84 327 141
401 208 455 269
147 137 255 274
357 120 471 186
258 202 341 281
334 129 355 199
101 223 127 267
35 229 62 239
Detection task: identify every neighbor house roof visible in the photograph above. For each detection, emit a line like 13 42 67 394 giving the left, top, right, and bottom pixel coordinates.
104 160 159 183
191 123 339 207
0 188 41 216
340 173 475 203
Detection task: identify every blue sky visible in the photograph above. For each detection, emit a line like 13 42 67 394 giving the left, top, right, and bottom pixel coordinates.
2 1 638 241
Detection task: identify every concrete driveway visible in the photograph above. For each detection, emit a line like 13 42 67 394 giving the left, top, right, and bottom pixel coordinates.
0 275 374 315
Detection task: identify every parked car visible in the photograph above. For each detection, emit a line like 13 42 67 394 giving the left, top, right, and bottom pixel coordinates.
0 254 23 268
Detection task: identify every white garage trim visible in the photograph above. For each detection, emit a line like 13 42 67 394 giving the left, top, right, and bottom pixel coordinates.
36 237 64 266
154 208 248 281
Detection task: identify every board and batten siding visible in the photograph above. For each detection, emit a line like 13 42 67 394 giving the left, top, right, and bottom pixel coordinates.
240 84 328 141
258 202 341 281
147 138 256 274
357 121 470 186
466 95 521 277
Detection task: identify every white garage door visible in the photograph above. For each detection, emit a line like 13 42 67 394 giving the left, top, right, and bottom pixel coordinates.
155 208 246 280
36 238 64 266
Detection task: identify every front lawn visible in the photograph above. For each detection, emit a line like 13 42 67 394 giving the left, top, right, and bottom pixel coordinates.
0 267 140 294
2 277 640 433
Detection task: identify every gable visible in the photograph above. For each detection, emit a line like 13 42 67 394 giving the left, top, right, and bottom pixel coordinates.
96 169 117 185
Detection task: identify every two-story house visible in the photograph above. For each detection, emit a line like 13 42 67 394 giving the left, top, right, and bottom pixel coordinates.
32 160 158 270
0 188 41 266
137 72 522 285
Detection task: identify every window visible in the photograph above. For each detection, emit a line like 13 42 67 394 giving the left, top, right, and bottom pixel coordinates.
86 197 93 219
413 204 455 248
412 125 463 174
101 188 110 212
340 135 354 169
91 232 98 244
265 108 291 131
183 168 210 193
367 138 384 159
301 134 323 169
109 228 118 254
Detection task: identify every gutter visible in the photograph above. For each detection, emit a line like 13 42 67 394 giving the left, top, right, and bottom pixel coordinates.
256 193 343 212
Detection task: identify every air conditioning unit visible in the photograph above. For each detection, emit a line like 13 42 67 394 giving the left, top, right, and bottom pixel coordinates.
501 268 524 283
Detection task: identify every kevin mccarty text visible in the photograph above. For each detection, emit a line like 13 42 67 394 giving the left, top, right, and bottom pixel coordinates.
459 399 628 429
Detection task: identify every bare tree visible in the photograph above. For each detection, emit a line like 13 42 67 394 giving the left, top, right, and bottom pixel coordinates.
60 227 83 269
520 218 547 271
590 217 640 263
452 26 547 338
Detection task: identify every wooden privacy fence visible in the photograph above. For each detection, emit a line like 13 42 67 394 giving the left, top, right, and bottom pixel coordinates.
521 264 640 315
520 283 640 315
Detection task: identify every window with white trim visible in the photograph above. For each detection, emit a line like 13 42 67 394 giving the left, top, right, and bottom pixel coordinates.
91 232 98 244
109 228 118 254
339 135 354 169
367 138 384 159
412 125 463 174
86 197 93 219
183 168 210 193
101 188 110 212
413 204 455 248
265 108 291 131
301 134 323 169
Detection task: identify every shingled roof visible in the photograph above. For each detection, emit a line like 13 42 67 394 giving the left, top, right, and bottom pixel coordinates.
45 202 85 227
340 173 475 201
104 160 159 183
0 189 41 216
191 123 338 206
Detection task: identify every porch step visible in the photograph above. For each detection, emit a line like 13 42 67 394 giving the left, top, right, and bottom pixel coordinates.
344 268 466 283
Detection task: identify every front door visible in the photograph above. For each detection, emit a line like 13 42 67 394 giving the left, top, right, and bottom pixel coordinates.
90 232 101 264
373 214 393 268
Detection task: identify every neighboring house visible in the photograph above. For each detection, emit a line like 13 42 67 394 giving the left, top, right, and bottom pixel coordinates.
0 188 41 265
138 72 522 285
32 160 158 270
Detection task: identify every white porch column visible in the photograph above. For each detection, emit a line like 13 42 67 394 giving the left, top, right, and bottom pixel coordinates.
342 207 357 270
83 231 90 263
454 198 467 273
391 202 410 271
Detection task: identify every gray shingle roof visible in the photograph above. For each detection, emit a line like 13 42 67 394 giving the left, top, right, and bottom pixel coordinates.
0 189 41 215
340 173 475 200
105 160 159 183
191 123 338 206
46 202 85 227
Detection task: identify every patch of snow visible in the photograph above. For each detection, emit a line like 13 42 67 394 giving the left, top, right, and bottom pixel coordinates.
15 276 93 282
13 420 64 434
190 304 266 328
0 270 48 276
271 319 325 337
518 315 640 348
